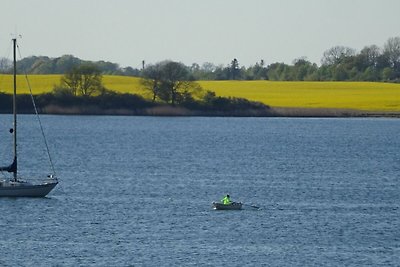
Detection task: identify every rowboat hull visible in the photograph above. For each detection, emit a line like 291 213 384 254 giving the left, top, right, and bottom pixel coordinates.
212 202 242 210
0 180 58 197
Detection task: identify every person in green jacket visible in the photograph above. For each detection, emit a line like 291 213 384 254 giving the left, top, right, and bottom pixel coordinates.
221 194 231 205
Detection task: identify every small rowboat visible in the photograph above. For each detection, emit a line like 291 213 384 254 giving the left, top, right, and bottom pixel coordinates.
212 202 243 210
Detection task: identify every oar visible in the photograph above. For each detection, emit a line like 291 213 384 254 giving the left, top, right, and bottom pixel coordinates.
242 203 260 209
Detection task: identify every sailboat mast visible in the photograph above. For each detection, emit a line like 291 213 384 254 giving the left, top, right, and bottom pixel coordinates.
12 38 17 181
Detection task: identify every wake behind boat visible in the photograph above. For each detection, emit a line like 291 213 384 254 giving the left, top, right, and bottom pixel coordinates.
0 38 58 197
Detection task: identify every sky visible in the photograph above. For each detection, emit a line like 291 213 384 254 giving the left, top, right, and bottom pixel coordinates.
1 0 399 68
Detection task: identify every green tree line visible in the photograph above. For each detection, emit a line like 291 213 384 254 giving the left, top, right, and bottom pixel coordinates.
191 37 400 82
0 54 139 76
1 36 399 82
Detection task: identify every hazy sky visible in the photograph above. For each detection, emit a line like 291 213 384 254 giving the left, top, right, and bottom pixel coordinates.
1 0 399 68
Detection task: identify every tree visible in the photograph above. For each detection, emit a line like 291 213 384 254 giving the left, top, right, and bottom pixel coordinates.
0 57 12 73
244 60 268 80
321 46 356 66
141 64 164 102
60 64 103 96
332 64 349 81
230 58 240 80
141 61 202 105
384 37 400 66
54 55 81 74
30 57 55 74
175 81 203 105
382 67 394 81
267 62 291 81
122 66 140 76
362 67 379 81
292 58 318 81
201 62 216 73
359 45 381 69
213 65 231 80
61 68 80 96
383 37 400 73
161 61 192 105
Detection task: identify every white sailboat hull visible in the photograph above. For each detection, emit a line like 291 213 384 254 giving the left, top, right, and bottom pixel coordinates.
0 181 58 197
0 38 59 198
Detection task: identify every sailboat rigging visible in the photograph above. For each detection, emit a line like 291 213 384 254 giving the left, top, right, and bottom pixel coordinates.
0 38 58 197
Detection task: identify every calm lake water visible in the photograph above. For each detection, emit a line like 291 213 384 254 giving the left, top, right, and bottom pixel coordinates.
0 115 399 266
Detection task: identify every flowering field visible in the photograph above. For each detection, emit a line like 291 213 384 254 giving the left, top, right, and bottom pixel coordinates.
1 75 399 112
0 75 141 94
199 81 400 112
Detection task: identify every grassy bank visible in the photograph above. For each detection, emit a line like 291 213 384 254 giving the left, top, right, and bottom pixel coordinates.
1 74 400 112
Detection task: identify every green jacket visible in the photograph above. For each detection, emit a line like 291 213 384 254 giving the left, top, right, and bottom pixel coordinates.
221 196 231 205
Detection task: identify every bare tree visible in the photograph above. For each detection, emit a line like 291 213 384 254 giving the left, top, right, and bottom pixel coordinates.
61 68 80 96
360 45 381 67
383 36 400 69
61 64 103 96
0 57 12 73
141 61 201 105
140 64 163 102
321 46 356 65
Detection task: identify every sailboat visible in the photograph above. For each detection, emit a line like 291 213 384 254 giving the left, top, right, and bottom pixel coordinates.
0 38 58 197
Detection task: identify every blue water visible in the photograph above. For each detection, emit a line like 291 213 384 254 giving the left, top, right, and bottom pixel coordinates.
0 116 399 266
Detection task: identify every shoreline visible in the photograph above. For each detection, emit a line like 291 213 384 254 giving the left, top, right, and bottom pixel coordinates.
3 105 398 118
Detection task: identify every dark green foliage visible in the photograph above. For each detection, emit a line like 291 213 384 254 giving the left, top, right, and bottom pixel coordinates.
199 90 269 112
0 55 140 76
0 91 156 115
61 64 103 96
94 91 154 110
0 92 12 111
43 90 154 110
230 58 240 80
2 37 399 82
0 93 35 113
141 61 200 106
0 89 269 116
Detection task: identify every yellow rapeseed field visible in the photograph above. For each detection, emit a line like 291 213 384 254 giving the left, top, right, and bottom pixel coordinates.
0 75 142 94
199 81 400 112
0 74 61 94
1 74 399 112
